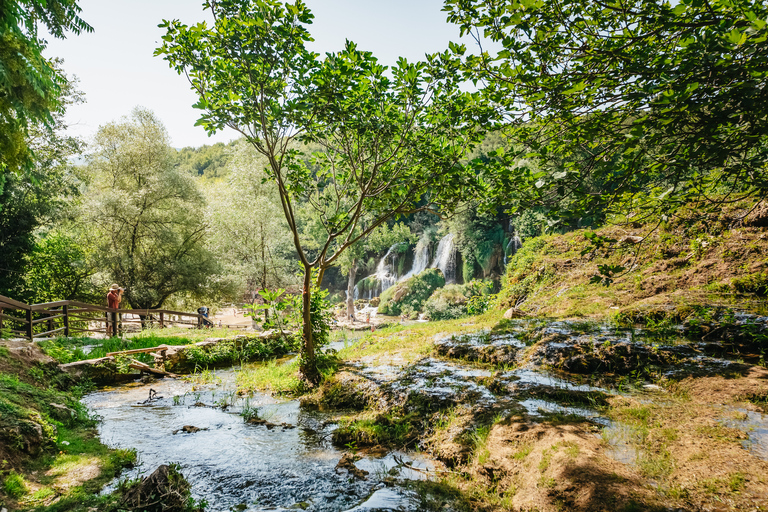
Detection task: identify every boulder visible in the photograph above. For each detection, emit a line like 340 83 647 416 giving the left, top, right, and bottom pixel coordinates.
121 464 199 512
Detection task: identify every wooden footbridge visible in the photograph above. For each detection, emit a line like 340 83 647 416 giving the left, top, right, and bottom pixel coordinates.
0 294 230 341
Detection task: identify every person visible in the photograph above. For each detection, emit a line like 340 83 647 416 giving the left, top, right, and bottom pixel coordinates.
106 284 122 336
197 306 213 328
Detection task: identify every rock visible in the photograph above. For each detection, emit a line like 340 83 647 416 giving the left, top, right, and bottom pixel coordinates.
49 403 75 421
335 453 368 479
121 464 199 512
503 308 526 319
172 425 206 434
619 235 644 245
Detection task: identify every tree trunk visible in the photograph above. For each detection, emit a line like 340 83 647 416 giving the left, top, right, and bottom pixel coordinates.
346 259 357 322
299 265 320 385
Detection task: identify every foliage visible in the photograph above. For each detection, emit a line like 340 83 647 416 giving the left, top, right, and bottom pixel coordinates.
0 0 91 175
447 0 768 223
156 0 493 384
23 231 98 303
448 208 506 282
204 142 297 299
81 108 217 310
378 269 446 317
424 280 494 320
181 335 298 370
176 141 235 179
0 72 84 300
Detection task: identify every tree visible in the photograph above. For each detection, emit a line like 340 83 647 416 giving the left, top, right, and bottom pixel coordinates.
83 108 216 310
0 68 84 299
205 141 298 298
0 0 91 175
157 0 493 383
24 231 98 303
445 0 768 222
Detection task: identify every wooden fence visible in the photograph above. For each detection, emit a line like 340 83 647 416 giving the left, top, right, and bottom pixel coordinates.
0 294 210 341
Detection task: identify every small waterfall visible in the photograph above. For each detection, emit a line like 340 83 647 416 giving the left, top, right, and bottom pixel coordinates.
430 233 457 284
353 243 400 299
399 241 430 282
504 235 523 265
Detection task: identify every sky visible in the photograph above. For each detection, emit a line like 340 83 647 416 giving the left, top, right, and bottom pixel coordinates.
43 0 471 149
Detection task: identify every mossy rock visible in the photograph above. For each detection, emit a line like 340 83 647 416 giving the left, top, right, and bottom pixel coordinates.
377 269 445 316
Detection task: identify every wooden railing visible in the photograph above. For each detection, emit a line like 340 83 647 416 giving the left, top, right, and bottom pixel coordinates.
0 294 209 341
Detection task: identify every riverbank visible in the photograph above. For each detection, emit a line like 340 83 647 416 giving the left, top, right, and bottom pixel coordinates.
299 311 768 512
0 339 137 510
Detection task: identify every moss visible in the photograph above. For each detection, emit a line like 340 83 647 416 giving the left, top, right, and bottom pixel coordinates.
377 268 445 316
331 413 418 448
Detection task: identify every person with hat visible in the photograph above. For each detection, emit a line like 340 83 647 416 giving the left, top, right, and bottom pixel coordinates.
106 284 123 336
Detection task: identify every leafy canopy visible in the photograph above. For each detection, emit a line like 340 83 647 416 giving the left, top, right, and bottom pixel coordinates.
446 0 768 221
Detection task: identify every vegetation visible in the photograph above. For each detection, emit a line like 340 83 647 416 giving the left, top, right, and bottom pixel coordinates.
423 280 494 321
448 0 768 226
378 268 446 317
156 0 493 383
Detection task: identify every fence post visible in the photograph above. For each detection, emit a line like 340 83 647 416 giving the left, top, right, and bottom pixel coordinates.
197 314 202 329
63 305 70 337
26 309 33 341
0 306 4 333
159 312 165 329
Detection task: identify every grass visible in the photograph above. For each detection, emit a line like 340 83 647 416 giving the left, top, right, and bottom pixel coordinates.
336 309 505 365
237 358 300 395
331 412 418 448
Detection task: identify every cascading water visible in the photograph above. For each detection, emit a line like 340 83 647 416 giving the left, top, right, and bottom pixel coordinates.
399 240 430 281
353 243 400 299
504 235 523 265
430 233 457 284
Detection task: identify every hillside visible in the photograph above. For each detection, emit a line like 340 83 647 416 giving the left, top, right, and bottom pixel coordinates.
499 201 768 323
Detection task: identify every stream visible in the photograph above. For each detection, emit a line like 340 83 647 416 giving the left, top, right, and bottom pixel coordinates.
83 369 431 512
82 317 768 511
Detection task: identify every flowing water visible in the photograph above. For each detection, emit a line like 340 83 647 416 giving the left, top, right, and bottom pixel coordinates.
84 370 432 512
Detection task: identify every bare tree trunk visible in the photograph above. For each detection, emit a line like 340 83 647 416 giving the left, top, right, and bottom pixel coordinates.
346 259 357 322
299 265 320 385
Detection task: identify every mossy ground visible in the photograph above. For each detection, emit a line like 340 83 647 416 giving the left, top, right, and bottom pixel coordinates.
0 340 136 511
498 200 768 321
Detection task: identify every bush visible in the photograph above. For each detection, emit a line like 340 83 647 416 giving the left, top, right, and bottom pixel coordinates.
423 280 494 320
377 269 445 316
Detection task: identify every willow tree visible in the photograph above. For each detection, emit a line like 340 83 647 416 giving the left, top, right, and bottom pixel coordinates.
83 108 216 310
157 0 493 384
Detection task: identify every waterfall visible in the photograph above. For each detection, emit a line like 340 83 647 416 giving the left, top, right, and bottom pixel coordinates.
399 240 430 282
353 243 400 299
504 235 523 265
430 233 457 284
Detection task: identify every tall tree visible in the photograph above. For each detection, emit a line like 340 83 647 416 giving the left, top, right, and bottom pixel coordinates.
0 0 91 175
157 0 493 383
445 0 768 221
0 69 84 299
83 108 216 310
205 141 297 298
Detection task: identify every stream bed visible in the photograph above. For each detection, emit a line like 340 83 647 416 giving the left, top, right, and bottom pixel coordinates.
84 370 431 512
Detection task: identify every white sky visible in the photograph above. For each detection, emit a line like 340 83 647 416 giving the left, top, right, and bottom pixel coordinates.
43 0 468 149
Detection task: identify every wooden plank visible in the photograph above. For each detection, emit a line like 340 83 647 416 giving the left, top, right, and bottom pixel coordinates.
25 310 32 341
69 327 107 334
30 300 71 311
0 294 31 309
32 327 66 338
0 313 28 323
106 346 168 357
31 314 66 325
63 305 69 337
127 359 177 378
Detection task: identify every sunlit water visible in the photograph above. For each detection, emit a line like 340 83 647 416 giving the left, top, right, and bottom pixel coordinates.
83 370 431 512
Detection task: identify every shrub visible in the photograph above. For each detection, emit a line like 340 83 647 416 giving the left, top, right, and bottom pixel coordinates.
424 280 494 320
377 269 445 316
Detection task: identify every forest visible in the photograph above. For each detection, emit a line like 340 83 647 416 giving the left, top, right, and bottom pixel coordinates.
1 0 768 511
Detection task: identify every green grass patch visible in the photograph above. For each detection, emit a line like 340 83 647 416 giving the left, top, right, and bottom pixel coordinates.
332 413 418 448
